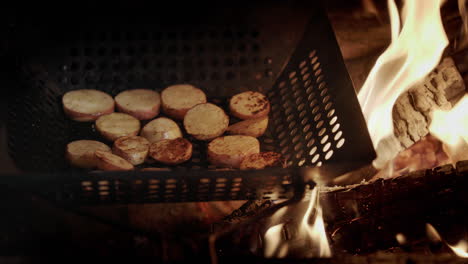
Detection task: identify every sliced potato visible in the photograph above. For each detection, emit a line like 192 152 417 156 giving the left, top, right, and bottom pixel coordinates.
95 150 134 171
183 103 229 141
161 84 207 120
95 113 140 142
226 116 268 137
115 89 161 120
229 91 270 120
140 117 182 143
149 138 193 165
112 136 150 165
240 152 285 170
62 89 114 122
207 135 260 168
66 140 111 168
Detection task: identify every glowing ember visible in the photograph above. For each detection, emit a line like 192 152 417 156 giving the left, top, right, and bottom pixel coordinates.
263 187 331 258
426 223 468 258
358 0 449 169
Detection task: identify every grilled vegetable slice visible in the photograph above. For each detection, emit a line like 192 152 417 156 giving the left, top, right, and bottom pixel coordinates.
115 89 161 120
96 113 141 141
207 135 260 168
226 116 268 137
239 152 285 170
229 91 270 120
161 84 207 120
149 138 193 165
184 103 229 141
140 117 182 143
66 140 111 168
95 150 134 171
112 136 150 165
63 89 114 122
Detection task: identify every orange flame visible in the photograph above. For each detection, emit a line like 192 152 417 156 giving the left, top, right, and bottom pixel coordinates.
426 223 468 258
263 187 331 258
358 0 449 169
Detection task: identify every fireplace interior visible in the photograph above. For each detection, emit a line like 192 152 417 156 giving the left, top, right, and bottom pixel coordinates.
0 0 467 262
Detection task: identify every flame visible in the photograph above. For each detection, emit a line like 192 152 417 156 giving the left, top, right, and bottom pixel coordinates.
457 0 468 49
395 233 407 245
263 187 331 258
300 187 332 258
429 95 468 163
426 223 468 258
358 0 449 169
449 241 468 258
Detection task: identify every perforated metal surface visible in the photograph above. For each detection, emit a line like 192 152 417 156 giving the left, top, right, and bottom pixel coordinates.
3 2 375 203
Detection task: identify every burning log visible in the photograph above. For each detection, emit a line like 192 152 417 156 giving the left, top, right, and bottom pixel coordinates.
393 57 466 149
217 161 468 255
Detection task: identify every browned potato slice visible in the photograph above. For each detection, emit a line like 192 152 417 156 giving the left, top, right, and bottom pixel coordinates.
140 117 182 143
115 89 161 120
226 116 268 137
62 89 115 122
229 91 270 120
161 84 207 120
95 150 134 171
183 103 229 141
149 138 193 165
239 152 285 170
95 113 141 141
112 136 150 165
66 140 111 168
207 135 260 168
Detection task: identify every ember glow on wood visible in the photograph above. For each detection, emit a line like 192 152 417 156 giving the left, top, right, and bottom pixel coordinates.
358 0 449 170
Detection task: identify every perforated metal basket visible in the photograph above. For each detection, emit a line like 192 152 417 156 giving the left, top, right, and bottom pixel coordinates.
1 0 375 204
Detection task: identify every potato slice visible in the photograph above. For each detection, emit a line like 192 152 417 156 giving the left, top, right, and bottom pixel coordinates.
62 89 114 122
207 135 260 168
66 140 111 168
240 152 285 170
183 103 229 141
161 84 207 120
95 113 141 141
95 150 134 171
115 89 161 120
229 91 270 120
226 116 268 137
140 117 182 143
149 138 193 165
112 136 150 165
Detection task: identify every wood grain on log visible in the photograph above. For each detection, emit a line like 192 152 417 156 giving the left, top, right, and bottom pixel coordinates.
393 57 466 148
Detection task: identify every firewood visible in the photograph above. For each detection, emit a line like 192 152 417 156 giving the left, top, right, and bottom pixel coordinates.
393 57 466 148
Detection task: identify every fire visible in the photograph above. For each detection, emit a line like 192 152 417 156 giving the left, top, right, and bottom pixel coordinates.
358 0 449 169
429 95 468 163
263 187 331 258
426 223 468 258
457 0 468 49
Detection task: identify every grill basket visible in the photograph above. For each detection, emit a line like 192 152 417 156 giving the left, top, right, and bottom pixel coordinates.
2 1 375 204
